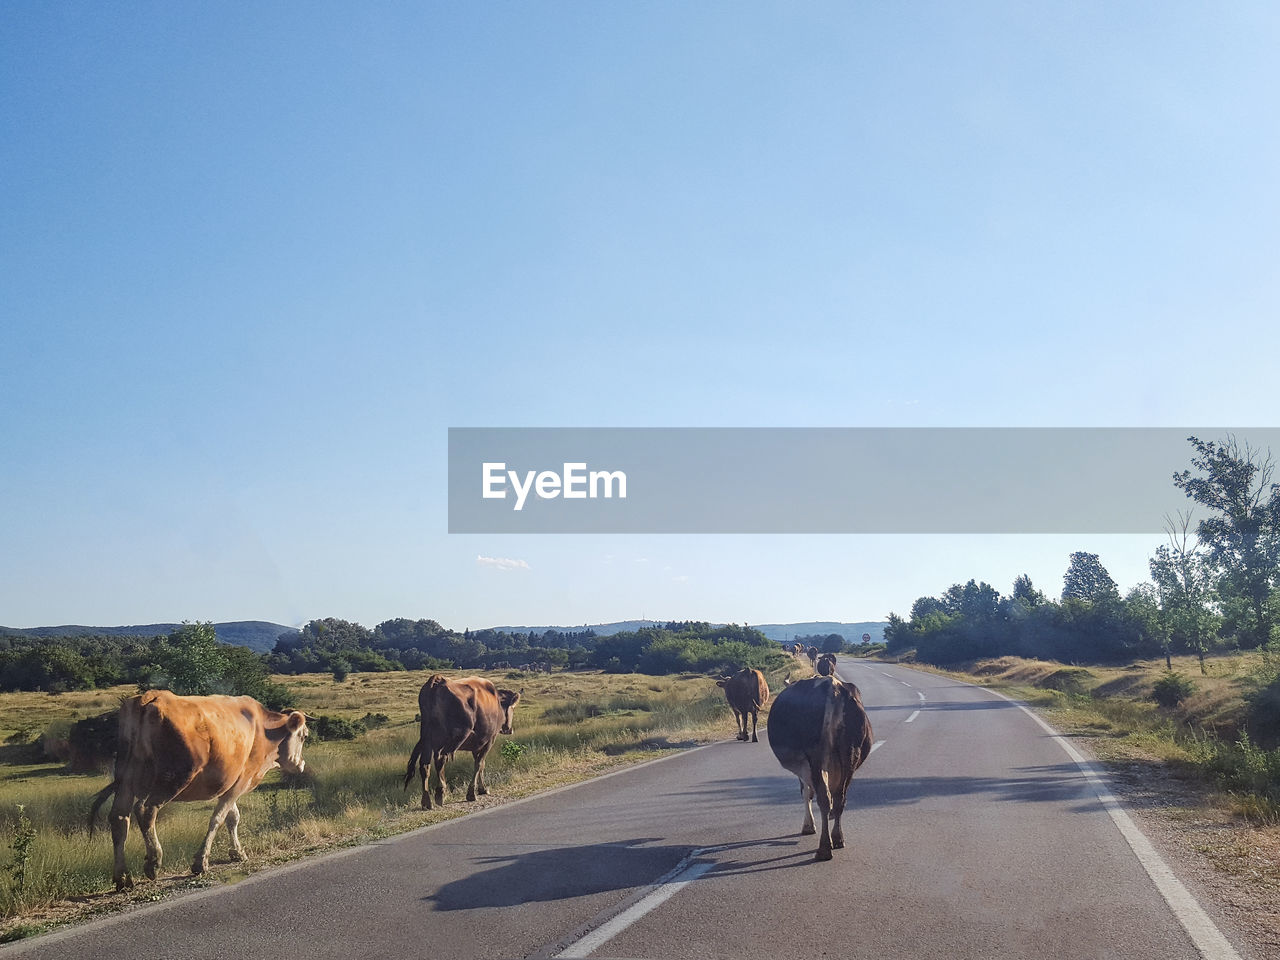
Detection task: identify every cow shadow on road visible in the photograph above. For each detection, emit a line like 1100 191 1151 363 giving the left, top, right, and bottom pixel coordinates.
424 838 689 910
423 833 815 911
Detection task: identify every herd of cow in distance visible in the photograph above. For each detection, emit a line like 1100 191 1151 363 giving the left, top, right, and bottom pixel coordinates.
86 643 873 890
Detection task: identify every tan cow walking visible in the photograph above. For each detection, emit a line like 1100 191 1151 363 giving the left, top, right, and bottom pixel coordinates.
88 690 310 890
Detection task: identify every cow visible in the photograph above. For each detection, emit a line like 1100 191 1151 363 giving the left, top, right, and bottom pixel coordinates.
716 668 770 743
806 646 818 662
404 675 521 810
815 652 837 676
767 676 873 862
87 690 309 890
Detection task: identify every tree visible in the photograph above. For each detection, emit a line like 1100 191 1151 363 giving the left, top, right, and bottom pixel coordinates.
1149 511 1218 672
147 622 229 695
1173 435 1280 650
1062 552 1120 604
1012 574 1047 607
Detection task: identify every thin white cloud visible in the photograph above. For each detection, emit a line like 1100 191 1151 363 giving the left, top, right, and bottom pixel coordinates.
476 555 530 571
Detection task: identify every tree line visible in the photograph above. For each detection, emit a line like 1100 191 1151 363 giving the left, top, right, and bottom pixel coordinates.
0 618 784 694
885 435 1280 672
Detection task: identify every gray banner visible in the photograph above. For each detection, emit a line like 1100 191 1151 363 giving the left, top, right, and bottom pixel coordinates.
447 428 1279 534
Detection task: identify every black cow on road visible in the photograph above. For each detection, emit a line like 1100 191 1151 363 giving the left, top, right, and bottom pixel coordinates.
767 676 873 861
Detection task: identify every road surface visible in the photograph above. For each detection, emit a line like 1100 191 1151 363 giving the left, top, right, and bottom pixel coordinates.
3 659 1254 959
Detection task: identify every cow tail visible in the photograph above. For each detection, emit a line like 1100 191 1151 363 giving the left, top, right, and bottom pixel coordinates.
87 780 118 837
403 738 423 791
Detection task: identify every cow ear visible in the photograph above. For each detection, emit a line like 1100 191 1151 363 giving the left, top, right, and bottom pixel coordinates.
287 712 306 731
716 679 727 687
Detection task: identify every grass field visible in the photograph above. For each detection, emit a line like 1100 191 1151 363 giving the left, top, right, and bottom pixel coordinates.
0 660 807 939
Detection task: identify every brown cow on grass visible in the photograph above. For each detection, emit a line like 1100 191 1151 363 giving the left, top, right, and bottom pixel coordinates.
716 668 770 742
767 675 873 861
404 675 521 809
88 690 310 890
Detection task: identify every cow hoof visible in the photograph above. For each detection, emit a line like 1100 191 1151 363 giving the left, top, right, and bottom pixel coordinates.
229 848 247 862
832 837 845 849
751 735 758 743
191 859 207 876
815 847 833 862
801 824 816 835
144 860 158 881
115 874 133 892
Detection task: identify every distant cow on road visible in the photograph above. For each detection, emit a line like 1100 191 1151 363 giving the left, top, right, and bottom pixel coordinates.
88 691 310 890
767 676 873 861
716 668 770 743
404 675 521 809
806 646 818 662
815 652 837 676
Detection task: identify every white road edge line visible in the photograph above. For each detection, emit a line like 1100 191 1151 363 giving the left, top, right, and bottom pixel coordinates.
917 691 926 701
870 740 884 753
981 685 1243 960
904 710 920 723
555 851 715 958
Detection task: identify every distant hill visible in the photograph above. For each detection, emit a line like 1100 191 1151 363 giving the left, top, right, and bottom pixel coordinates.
484 619 888 645
0 621 298 654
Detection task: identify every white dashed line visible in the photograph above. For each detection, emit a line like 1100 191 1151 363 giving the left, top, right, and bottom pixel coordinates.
916 691 926 701
555 851 714 957
870 740 884 753
899 681 912 687
905 710 920 723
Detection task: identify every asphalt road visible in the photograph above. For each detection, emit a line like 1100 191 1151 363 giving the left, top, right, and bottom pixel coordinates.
3 659 1255 960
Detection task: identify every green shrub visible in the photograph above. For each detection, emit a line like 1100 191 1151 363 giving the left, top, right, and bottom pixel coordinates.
1152 671 1196 708
309 715 365 741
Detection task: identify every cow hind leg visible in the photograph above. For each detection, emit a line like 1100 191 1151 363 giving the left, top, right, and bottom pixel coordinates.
135 800 163 881
419 757 432 810
829 764 854 850
109 793 134 890
749 708 759 743
469 745 490 801
431 752 447 808
193 794 237 875
797 777 816 836
226 802 247 861
809 757 834 861
734 709 748 741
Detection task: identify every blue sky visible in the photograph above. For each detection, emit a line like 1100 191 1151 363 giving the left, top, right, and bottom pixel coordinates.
3 3 1278 631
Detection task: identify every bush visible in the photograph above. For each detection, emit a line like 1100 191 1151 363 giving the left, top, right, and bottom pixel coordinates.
1152 671 1197 708
309 715 366 741
308 713 390 741
66 711 118 772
